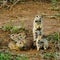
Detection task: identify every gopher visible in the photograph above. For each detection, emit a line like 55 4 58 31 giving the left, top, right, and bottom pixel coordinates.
16 39 33 50
33 15 42 42
36 35 48 51
10 32 26 42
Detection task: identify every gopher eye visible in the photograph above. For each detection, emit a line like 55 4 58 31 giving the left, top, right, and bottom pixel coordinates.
35 20 38 22
40 42 44 43
19 34 21 36
39 20 41 22
36 16 39 17
19 42 21 44
12 34 14 36
40 41 44 44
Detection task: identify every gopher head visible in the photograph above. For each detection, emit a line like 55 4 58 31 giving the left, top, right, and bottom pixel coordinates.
34 15 42 24
10 32 26 42
16 40 26 50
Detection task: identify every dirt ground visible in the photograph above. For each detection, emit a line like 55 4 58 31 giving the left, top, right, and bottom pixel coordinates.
0 1 60 60
0 1 56 27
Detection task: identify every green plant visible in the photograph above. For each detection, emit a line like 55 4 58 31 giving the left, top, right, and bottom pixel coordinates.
0 52 28 60
51 0 57 6
10 26 25 33
15 55 28 60
8 0 16 3
43 52 57 60
47 32 58 43
2 24 13 31
9 0 26 3
44 52 60 60
48 7 59 11
0 52 11 60
52 32 58 41
55 13 60 17
10 26 21 33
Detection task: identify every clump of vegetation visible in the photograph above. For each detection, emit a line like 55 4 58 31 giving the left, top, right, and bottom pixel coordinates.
15 55 28 60
10 26 25 33
43 52 58 60
51 0 57 6
9 0 16 3
2 24 13 31
55 13 60 17
50 0 59 11
9 0 26 3
0 52 28 60
48 7 60 11
47 32 58 43
47 15 56 19
1 22 25 33
44 52 60 60
10 26 21 33
55 52 60 60
0 52 11 60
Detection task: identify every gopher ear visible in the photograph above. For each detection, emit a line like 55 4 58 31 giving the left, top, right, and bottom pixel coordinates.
36 15 39 17
10 34 14 36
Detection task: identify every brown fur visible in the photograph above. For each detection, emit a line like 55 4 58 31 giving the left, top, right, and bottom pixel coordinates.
16 39 33 50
